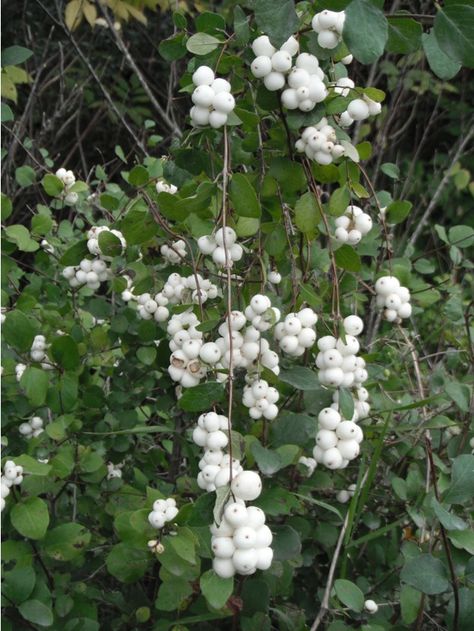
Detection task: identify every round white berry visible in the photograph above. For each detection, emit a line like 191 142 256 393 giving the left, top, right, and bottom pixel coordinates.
192 66 215 86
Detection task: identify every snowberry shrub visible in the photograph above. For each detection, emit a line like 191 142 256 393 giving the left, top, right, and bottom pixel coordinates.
2 2 473 630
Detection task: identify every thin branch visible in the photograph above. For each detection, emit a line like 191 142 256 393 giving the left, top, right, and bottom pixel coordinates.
405 119 474 252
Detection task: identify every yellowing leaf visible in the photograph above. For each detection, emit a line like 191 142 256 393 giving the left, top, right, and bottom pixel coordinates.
1 75 17 102
127 5 147 24
82 1 97 26
4 66 29 84
65 0 83 31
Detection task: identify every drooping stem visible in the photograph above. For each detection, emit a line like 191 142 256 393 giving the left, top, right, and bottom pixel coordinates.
221 126 234 477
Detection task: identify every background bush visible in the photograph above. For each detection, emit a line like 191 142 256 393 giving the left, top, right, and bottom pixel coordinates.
1 2 473 630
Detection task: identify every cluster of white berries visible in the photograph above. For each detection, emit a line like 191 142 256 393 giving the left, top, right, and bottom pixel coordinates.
167 312 207 387
211 495 272 578
30 334 48 364
298 456 317 477
316 316 367 388
295 119 345 165
339 94 382 128
375 276 412 322
190 66 235 129
197 227 243 268
312 10 345 49
250 35 298 92
213 311 280 378
19 416 44 439
242 379 279 420
62 258 112 290
107 462 123 480
160 239 186 264
313 407 363 469
125 290 170 322
148 497 179 529
192 412 243 493
334 205 373 245
55 167 78 204
336 483 357 503
244 295 281 333
156 180 177 195
87 226 126 258
251 36 329 113
1 460 24 512
274 307 318 356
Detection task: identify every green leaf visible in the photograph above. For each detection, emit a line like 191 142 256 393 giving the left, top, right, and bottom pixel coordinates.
235 216 260 237
41 173 64 196
401 554 450 595
51 335 80 370
230 173 261 218
251 440 283 475
1 193 13 220
1 102 14 122
279 367 319 390
328 186 350 217
2 566 36 604
178 382 225 412
386 200 412 224
128 165 149 186
334 245 361 272
448 225 474 248
434 4 474 69
449 529 474 555
253 0 298 48
2 45 33 66
343 0 388 64
18 600 53 627
213 484 231 525
4 224 39 251
400 584 422 625
444 454 474 505
200 570 234 610
294 192 321 235
156 578 193 611
44 523 91 561
31 214 53 235
15 454 51 476
381 162 400 179
271 412 316 447
20 367 50 407
272 525 301 561
431 497 467 530
11 497 50 540
59 239 89 265
445 381 471 412
334 579 364 612
3 309 35 352
234 5 250 46
106 543 149 583
15 165 36 187
422 30 461 80
186 33 221 56
136 346 156 365
387 17 423 54
169 527 197 564
159 33 187 61
338 388 355 420
98 230 123 257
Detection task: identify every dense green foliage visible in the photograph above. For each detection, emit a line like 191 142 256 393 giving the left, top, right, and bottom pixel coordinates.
1 2 473 631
